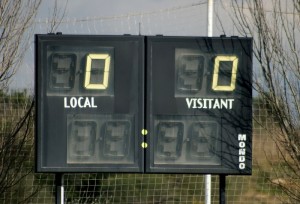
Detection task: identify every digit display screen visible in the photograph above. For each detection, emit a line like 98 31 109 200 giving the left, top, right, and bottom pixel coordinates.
84 53 111 90
47 45 114 96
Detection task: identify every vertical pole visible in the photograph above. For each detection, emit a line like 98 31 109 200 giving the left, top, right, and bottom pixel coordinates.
219 175 226 204
207 0 214 37
205 1 213 204
205 174 211 204
56 173 64 204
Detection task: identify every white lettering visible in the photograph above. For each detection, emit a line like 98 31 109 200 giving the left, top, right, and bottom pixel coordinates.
78 97 84 108
208 99 213 108
238 134 246 141
63 97 98 109
239 148 245 155
186 98 194 109
220 99 228 109
239 141 245 148
239 163 245 169
203 99 208 108
91 97 97 108
70 97 77 108
185 98 235 110
213 99 220 109
197 98 203 108
64 97 70 108
239 156 245 162
84 97 91 107
238 134 247 170
228 99 234 109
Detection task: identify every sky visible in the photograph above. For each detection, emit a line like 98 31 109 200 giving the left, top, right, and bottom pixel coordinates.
37 0 211 36
10 0 235 90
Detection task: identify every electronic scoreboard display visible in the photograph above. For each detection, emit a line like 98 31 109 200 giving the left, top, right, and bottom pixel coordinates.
35 34 252 174
35 35 144 172
145 36 252 174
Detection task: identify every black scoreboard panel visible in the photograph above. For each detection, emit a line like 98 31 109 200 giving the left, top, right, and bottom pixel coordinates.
146 36 252 174
35 35 144 172
36 34 252 174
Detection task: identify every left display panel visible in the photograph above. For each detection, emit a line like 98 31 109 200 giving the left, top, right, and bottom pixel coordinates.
35 34 144 172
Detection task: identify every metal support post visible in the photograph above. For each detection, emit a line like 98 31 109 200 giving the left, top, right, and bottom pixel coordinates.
219 175 226 204
205 1 214 203
56 173 64 204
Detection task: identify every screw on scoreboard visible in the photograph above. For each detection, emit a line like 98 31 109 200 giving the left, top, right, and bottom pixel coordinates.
35 34 252 174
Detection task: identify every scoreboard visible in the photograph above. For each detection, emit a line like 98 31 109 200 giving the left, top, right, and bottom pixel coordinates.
145 36 252 174
35 34 252 174
35 35 144 172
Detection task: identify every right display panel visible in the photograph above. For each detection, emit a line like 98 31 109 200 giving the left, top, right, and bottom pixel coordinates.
146 36 252 175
